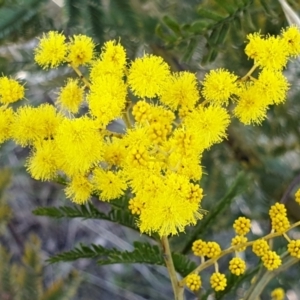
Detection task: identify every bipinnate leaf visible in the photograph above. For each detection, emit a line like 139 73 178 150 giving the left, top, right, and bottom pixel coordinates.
196 8 225 22
162 15 181 35
172 253 197 277
33 201 140 232
47 241 164 265
158 0 254 63
47 241 197 277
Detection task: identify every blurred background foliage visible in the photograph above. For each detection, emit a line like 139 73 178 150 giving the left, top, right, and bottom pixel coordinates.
1 0 300 299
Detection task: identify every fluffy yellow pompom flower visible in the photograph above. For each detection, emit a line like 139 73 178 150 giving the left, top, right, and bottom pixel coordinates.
231 235 248 251
67 34 95 67
281 25 300 57
128 54 170 98
192 239 208 257
57 79 84 114
138 173 204 236
26 140 59 181
34 31 67 68
55 117 103 176
234 83 268 125
229 257 246 276
244 32 264 61
12 104 62 146
295 188 300 204
0 107 14 144
90 40 127 80
271 288 285 300
88 75 127 127
245 33 288 70
178 155 203 181
255 69 289 105
233 217 251 236
185 274 201 292
160 72 199 110
210 272 227 291
184 105 230 149
0 77 24 104
287 240 300 258
93 168 127 201
65 174 93 204
201 68 238 106
103 138 126 168
261 251 281 270
252 239 269 257
101 40 126 72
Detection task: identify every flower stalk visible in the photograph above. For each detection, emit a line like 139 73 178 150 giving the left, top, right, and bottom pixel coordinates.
161 236 184 300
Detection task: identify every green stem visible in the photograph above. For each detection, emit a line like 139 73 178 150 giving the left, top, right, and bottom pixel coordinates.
69 63 91 88
123 100 133 129
161 236 184 300
241 64 258 81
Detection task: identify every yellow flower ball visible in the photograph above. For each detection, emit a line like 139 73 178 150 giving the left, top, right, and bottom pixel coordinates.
210 272 227 291
229 257 246 276
185 273 201 292
233 217 251 236
34 31 67 68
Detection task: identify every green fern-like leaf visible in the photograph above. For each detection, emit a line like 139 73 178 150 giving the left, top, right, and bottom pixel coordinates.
47 241 198 278
0 0 47 42
172 253 197 277
109 0 139 34
33 201 141 233
64 0 82 29
86 1 105 44
47 241 165 266
158 0 254 63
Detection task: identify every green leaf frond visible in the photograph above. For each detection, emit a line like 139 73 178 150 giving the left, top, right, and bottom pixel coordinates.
32 200 140 233
0 0 48 43
159 0 255 63
47 241 197 278
171 253 197 277
47 241 165 265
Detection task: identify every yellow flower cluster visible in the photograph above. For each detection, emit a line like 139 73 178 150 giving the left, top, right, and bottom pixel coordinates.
200 26 300 126
233 26 300 125
185 274 201 291
187 197 300 294
261 250 282 271
210 272 227 291
34 31 95 68
269 202 290 233
231 235 247 251
192 239 208 257
0 77 24 105
271 288 285 300
192 240 222 258
233 216 251 235
228 257 246 276
295 188 300 204
287 239 300 258
1 26 300 239
252 239 269 257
